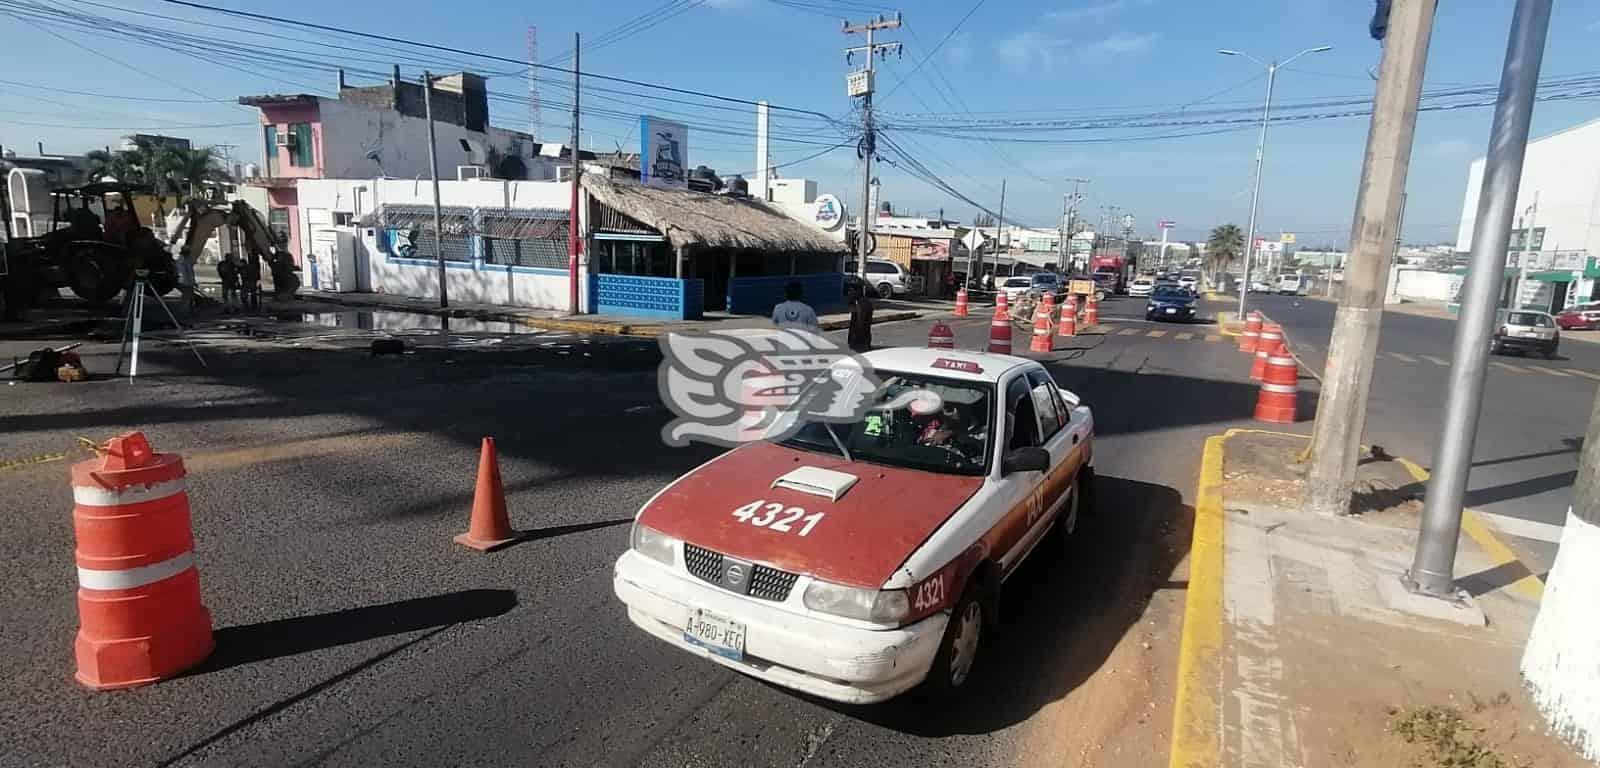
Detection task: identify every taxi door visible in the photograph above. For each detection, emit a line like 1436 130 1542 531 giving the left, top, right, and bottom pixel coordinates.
1027 367 1080 524
994 372 1048 577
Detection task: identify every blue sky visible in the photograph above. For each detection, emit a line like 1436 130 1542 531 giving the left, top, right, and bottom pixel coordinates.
1 0 1597 247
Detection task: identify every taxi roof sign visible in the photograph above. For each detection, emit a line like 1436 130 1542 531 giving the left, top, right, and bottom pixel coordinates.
931 358 983 374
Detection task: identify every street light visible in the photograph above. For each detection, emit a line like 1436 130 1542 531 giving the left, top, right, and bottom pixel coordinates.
1220 44 1332 315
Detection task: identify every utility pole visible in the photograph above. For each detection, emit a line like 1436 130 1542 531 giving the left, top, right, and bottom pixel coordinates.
995 179 1006 278
568 33 582 315
1405 0 1550 596
843 13 901 282
1513 191 1539 309
1059 177 1088 271
422 71 447 309
1305 1 1433 517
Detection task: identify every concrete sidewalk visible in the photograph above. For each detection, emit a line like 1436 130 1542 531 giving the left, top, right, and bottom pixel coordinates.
1171 429 1582 767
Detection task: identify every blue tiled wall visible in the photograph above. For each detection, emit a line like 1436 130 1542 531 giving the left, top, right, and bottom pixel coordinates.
591 274 705 320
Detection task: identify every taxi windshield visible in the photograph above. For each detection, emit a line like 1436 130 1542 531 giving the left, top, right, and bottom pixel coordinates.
780 373 994 476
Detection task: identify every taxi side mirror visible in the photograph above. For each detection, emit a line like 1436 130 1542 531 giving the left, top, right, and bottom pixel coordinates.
1002 447 1050 476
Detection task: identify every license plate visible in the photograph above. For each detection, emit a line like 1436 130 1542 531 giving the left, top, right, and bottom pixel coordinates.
1519 331 1541 338
1165 307 1177 314
684 609 746 660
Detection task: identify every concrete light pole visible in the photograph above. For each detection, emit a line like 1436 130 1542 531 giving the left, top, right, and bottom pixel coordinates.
1306 0 1434 519
1219 44 1331 313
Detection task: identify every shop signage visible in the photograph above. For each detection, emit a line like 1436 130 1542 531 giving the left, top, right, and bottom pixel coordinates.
814 194 844 230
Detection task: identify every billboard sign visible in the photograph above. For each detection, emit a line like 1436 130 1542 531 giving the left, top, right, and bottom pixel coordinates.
640 115 688 189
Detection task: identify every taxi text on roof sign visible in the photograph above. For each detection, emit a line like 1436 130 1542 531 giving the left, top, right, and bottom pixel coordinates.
930 358 983 374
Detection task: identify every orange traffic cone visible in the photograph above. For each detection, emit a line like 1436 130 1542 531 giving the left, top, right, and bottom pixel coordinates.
1058 295 1077 337
455 437 518 551
997 290 1009 314
988 304 1012 354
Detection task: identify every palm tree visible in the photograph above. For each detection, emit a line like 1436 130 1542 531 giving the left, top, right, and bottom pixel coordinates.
160 146 230 203
84 149 139 184
1207 223 1245 285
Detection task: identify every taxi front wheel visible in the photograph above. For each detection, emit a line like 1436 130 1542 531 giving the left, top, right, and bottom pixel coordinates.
921 587 989 698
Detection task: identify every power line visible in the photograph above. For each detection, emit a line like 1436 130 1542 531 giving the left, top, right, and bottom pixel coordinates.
879 0 984 101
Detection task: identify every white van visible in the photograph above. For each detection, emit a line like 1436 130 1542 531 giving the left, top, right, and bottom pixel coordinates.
846 260 910 297
1276 274 1305 295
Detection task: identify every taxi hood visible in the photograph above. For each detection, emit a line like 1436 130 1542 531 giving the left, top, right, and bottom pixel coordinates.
638 441 983 589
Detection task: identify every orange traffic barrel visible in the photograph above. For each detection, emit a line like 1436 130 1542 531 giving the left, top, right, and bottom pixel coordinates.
71 432 214 690
1255 342 1299 423
996 290 1009 313
988 304 1012 354
1084 292 1100 326
1240 311 1264 353
1029 304 1053 353
953 287 969 318
1059 295 1078 337
1252 325 1282 381
928 321 955 349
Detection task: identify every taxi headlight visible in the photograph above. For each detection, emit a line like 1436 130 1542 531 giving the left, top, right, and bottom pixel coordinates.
802 580 910 623
630 524 678 567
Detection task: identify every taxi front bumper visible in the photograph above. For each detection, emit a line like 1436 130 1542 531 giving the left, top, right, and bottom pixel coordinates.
613 550 947 705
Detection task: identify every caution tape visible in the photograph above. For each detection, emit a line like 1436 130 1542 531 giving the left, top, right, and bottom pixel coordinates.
0 436 110 474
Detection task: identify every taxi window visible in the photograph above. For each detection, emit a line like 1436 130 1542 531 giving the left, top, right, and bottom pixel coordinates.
1005 376 1040 450
1026 368 1063 440
779 373 994 476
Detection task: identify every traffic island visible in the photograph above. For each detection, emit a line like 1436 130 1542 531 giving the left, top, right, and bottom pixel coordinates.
1171 429 1584 768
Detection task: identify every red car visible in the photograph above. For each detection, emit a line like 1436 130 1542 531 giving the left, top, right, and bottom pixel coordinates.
1556 303 1600 330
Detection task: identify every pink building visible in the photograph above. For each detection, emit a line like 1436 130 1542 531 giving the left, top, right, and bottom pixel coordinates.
241 70 548 264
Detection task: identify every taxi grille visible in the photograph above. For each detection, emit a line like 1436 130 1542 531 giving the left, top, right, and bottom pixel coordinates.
682 543 798 603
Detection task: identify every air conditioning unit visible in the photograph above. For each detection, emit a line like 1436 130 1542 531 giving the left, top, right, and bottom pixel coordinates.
276 131 293 148
456 164 488 180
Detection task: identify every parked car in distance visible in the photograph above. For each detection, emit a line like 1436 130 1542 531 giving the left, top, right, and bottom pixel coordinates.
1491 309 1559 357
1176 272 1200 291
1249 280 1274 294
1029 271 1062 296
845 260 910 298
1146 286 1197 322
1555 303 1600 330
1277 274 1305 295
1128 276 1154 297
1000 276 1034 303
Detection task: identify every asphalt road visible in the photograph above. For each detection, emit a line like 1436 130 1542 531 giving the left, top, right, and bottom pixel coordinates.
1242 293 1592 573
1 295 1264 767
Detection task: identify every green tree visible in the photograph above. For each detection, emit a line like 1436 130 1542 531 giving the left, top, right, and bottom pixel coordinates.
84 149 139 184
1206 223 1245 283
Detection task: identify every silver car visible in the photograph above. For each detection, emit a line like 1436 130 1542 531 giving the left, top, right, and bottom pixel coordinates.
1491 309 1559 358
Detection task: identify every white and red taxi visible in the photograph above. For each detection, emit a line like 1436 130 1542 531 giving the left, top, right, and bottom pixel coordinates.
613 347 1095 704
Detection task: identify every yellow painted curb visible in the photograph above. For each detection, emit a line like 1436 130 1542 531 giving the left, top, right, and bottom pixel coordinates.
1395 457 1545 602
1215 311 1241 338
1169 431 1229 768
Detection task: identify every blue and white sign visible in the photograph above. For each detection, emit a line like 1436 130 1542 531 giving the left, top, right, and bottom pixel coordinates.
640 115 688 189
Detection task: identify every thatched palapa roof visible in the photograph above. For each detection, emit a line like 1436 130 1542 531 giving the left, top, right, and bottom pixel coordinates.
582 174 844 254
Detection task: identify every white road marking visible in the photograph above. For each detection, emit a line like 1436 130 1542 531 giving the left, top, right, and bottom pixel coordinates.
1421 354 1449 366
1176 332 1195 340
1118 328 1142 336
1532 366 1572 378
1388 352 1418 364
1205 334 1222 342
1478 511 1566 544
1492 361 1531 374
1566 369 1600 381
1147 330 1168 338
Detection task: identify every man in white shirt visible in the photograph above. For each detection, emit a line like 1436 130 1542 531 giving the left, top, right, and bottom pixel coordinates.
771 281 820 330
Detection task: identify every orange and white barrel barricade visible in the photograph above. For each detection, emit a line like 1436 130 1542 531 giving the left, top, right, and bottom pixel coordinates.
71 432 214 690
1240 311 1264 353
1029 303 1054 353
928 321 955 349
988 304 1012 354
1084 292 1100 327
953 287 969 318
1058 294 1078 337
1251 325 1282 381
1255 341 1299 423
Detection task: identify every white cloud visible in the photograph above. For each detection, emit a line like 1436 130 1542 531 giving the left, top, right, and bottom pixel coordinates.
1092 32 1157 54
998 30 1073 71
1427 138 1472 158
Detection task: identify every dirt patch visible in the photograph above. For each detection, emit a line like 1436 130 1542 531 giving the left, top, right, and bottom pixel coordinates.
1221 432 1425 524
